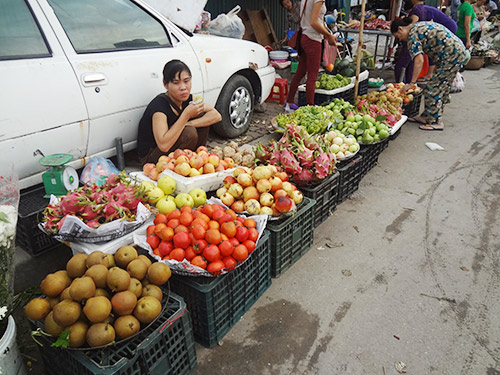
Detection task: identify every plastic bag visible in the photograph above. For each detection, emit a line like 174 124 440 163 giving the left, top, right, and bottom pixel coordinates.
207 6 245 39
80 157 120 186
322 40 337 67
450 72 465 93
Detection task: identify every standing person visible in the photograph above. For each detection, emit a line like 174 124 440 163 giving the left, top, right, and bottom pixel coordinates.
279 0 301 44
137 60 221 164
451 0 462 20
456 0 476 49
391 18 467 131
394 0 457 82
472 0 489 42
284 0 337 112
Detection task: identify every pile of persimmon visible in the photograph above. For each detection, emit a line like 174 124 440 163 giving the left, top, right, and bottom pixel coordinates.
146 204 259 274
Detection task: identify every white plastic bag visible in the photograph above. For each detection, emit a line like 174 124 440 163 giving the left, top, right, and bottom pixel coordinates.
450 72 465 93
80 157 120 186
207 6 245 39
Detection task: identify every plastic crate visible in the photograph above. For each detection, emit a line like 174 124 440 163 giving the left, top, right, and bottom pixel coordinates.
389 127 402 140
16 186 59 256
336 155 364 204
358 139 389 178
36 292 197 375
299 172 339 228
358 77 369 96
266 196 315 278
298 84 355 106
402 91 422 118
169 231 271 348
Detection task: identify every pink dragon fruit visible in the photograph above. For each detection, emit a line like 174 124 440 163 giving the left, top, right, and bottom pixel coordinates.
314 149 331 180
294 140 314 168
268 141 282 166
59 193 89 215
281 149 302 175
293 168 314 186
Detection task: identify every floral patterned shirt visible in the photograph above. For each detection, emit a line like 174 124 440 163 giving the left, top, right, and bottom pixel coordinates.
408 21 466 68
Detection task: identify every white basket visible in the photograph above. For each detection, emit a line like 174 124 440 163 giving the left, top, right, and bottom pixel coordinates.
350 69 369 84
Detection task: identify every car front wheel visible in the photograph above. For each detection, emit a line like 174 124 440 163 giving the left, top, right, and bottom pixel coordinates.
214 75 254 138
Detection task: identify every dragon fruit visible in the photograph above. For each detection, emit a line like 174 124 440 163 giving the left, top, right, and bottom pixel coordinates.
268 141 282 166
293 168 315 186
59 193 90 215
294 140 314 169
281 149 302 175
313 149 331 180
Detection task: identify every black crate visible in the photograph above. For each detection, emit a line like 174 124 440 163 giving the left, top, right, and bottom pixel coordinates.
299 172 339 228
37 292 197 375
169 231 271 348
298 86 355 106
336 155 364 204
402 91 423 118
266 197 315 278
358 139 389 178
16 187 59 256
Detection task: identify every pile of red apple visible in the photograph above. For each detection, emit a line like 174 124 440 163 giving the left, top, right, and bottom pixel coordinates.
216 165 303 216
142 146 235 181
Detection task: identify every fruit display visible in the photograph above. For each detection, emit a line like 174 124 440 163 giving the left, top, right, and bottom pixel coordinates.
335 114 391 144
273 98 352 135
255 123 336 185
210 141 256 169
216 165 303 214
354 96 402 127
144 204 260 275
331 57 368 78
324 130 360 160
315 73 351 90
25 249 171 348
139 175 207 214
142 146 235 181
42 172 148 233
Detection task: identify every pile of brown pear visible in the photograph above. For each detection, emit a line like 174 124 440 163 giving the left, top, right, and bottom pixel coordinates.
24 246 171 348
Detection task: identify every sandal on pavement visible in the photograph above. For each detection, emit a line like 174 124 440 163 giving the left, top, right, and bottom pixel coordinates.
409 116 427 124
419 124 444 131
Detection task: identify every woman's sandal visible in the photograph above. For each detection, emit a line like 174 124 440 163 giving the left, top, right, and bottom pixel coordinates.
409 116 427 124
419 124 444 131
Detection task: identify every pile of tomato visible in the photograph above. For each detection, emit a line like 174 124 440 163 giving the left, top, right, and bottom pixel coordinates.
146 204 259 274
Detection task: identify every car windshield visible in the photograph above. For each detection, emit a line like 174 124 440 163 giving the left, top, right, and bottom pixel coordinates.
48 0 171 53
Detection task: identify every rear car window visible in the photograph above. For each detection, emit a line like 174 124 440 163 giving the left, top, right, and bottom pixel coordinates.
48 0 171 53
0 0 51 60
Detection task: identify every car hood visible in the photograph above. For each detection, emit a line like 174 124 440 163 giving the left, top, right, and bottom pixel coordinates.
188 34 269 69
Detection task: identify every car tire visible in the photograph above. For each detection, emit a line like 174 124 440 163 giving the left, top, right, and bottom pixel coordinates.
214 75 254 138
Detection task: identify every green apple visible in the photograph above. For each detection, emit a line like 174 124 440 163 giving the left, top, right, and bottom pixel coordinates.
174 193 194 208
157 175 176 195
166 195 175 202
140 180 155 193
156 197 177 214
189 188 207 207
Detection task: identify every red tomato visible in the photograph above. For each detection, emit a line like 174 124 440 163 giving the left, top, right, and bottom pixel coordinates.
243 240 256 254
222 256 237 271
154 223 166 235
167 219 180 228
225 209 237 221
235 227 249 243
201 204 215 218
205 229 222 245
194 239 208 254
236 216 245 224
153 214 167 225
219 240 234 257
180 206 192 214
157 227 174 242
191 255 207 269
229 237 240 248
146 235 160 250
212 209 225 222
218 213 233 225
158 241 173 257
185 246 196 261
207 260 225 275
191 218 208 230
247 228 259 242
173 231 190 249
221 221 236 238
233 244 248 262
203 244 221 262
243 218 256 228
167 209 181 221
170 248 186 261
146 225 156 236
174 225 188 234
179 212 193 227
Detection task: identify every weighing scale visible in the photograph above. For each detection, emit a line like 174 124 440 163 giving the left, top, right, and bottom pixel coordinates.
40 154 79 197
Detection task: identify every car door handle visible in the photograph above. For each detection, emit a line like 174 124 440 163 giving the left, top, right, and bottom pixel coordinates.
81 73 108 86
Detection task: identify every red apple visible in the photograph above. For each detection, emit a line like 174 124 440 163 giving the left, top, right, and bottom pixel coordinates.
207 153 220 167
173 149 187 159
189 155 204 169
174 162 191 177
203 163 215 174
224 158 235 169
196 146 208 153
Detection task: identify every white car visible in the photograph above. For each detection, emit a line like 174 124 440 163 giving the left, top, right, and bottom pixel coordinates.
0 0 275 189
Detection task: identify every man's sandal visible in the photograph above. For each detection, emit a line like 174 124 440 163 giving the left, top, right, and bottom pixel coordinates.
419 124 444 131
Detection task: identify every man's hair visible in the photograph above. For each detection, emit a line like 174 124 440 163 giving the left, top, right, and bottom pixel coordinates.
162 60 191 84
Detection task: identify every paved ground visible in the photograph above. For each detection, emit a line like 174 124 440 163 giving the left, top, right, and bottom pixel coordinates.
10 61 500 374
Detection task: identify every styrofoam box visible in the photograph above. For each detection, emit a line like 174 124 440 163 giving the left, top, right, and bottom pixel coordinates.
350 69 369 84
390 115 407 135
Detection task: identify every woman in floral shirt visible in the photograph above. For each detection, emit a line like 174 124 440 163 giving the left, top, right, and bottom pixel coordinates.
391 18 467 131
